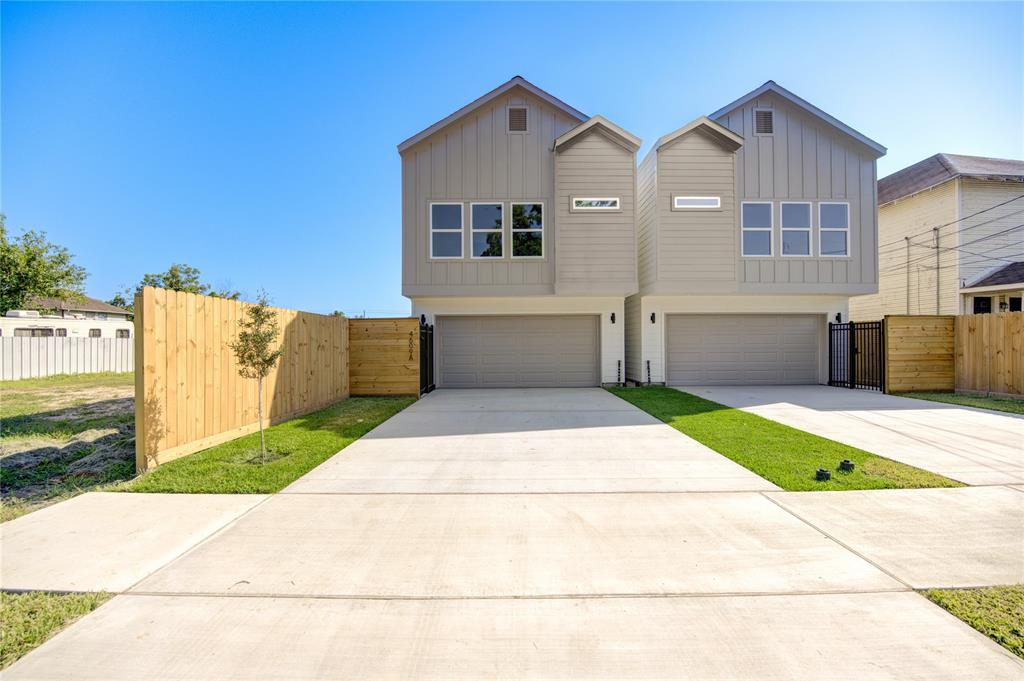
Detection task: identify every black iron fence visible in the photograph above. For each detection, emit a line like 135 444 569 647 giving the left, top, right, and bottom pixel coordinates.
828 320 884 391
419 319 435 395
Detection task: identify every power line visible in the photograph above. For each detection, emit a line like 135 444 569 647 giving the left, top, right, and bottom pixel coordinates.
876 194 1024 252
877 206 1024 257
879 223 1024 275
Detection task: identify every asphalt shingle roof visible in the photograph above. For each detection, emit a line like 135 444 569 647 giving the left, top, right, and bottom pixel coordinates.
878 153 1024 205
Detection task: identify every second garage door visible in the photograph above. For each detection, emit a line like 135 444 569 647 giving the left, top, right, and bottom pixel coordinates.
666 314 820 385
437 315 600 388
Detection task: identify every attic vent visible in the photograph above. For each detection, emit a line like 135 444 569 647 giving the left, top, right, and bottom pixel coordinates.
508 107 528 132
754 109 774 135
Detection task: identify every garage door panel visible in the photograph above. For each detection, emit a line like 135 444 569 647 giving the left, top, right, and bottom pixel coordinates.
667 315 819 386
438 315 600 388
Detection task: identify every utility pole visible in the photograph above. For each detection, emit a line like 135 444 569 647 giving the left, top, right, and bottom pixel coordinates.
933 227 940 314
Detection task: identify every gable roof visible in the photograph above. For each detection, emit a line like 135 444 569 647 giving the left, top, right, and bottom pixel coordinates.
653 116 743 153
26 294 130 315
554 115 641 153
963 261 1024 289
879 153 1024 205
397 76 588 153
709 80 886 158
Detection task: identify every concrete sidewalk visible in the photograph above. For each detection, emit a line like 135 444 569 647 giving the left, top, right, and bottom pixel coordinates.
682 385 1024 485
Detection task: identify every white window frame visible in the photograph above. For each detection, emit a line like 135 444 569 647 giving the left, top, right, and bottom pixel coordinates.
469 201 504 260
740 201 773 257
506 105 529 134
429 202 464 260
673 196 721 211
510 201 544 260
818 202 850 258
753 107 774 136
571 197 621 212
779 201 812 258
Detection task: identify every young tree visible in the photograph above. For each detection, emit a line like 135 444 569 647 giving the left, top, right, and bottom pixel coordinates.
0 216 88 314
228 291 283 462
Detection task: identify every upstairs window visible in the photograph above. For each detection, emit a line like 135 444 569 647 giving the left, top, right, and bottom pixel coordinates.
754 108 774 135
430 203 463 259
673 196 721 210
780 202 811 256
471 203 503 258
507 106 528 133
819 203 850 257
89 329 102 338
511 202 543 258
572 197 620 211
116 329 131 339
741 202 772 256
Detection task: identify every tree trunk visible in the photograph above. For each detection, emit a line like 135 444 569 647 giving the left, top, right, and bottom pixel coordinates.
257 375 266 463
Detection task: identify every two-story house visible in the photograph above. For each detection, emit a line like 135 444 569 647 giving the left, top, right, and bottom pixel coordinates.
399 77 640 387
627 82 886 386
399 78 885 388
849 154 1024 320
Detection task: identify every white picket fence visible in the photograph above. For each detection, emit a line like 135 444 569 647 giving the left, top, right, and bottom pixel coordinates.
1 337 134 380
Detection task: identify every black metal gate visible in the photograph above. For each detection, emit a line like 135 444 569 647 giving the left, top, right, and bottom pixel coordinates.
419 318 435 395
828 320 885 391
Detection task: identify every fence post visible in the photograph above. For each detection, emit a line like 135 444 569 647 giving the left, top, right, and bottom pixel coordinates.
848 322 856 389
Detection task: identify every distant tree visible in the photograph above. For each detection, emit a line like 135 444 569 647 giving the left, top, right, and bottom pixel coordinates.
0 215 88 315
228 291 282 463
117 263 241 313
329 310 347 317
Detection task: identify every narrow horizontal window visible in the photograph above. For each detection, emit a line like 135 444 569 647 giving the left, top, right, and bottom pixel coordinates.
780 202 811 256
572 197 620 211
430 203 463 259
819 202 849 257
674 196 720 210
471 203 503 259
512 202 543 258
741 201 772 256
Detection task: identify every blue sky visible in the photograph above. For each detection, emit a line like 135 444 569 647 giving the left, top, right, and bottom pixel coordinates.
3 2 1021 315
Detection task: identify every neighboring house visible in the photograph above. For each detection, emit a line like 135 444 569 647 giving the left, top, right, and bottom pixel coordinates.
849 154 1024 319
0 295 133 339
399 76 640 387
627 81 886 386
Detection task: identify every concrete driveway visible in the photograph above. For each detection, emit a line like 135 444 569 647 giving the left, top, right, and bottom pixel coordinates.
5 388 1023 680
683 385 1024 485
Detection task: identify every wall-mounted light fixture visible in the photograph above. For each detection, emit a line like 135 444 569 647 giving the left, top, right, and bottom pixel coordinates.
610 312 616 324
999 301 1009 311
420 314 427 325
650 312 656 324
835 312 842 323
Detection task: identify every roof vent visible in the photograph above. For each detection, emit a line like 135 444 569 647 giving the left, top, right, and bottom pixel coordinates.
755 109 774 135
508 107 528 132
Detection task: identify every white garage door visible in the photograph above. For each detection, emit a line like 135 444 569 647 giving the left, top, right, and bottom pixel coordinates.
666 314 820 385
437 315 600 388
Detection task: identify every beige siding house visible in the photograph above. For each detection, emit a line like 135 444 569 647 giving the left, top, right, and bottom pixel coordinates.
399 77 640 387
627 82 886 386
849 154 1024 320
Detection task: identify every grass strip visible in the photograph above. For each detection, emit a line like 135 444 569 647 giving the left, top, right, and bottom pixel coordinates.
1 591 110 669
925 586 1024 658
896 391 1024 416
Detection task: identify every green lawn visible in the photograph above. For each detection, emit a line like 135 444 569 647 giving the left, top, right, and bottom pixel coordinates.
607 386 962 491
925 586 1024 658
0 591 110 669
122 396 414 493
896 392 1024 416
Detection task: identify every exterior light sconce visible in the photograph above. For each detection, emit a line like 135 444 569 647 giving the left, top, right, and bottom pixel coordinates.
999 301 1009 311
835 313 842 323
650 312 656 324
420 314 427 325
610 313 616 324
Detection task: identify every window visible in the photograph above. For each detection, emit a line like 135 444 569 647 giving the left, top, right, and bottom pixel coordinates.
507 106 528 132
511 202 543 258
780 202 811 256
1010 297 1022 313
741 202 772 256
14 328 54 337
673 196 721 210
572 197 620 211
55 328 68 337
754 108 774 135
470 203 503 258
430 203 463 259
89 328 101 338
973 296 992 314
819 203 849 257
116 329 131 339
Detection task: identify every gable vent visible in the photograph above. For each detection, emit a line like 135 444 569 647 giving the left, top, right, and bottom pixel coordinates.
755 109 774 135
508 107 528 132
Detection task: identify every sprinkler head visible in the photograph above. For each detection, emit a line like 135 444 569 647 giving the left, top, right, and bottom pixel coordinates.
839 459 855 472
816 468 832 482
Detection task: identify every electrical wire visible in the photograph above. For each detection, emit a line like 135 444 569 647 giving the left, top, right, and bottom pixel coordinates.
876 193 1024 252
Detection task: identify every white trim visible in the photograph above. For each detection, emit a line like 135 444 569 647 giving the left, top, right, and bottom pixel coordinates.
818 202 850 258
510 201 545 259
780 201 812 257
740 201 773 257
429 202 464 260
673 196 721 210
506 105 529 134
571 197 621 212
469 201 504 260
753 107 774 136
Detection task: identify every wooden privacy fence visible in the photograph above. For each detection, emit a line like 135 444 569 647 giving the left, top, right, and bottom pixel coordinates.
883 312 1023 397
135 287 350 471
349 318 420 396
1 337 133 380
